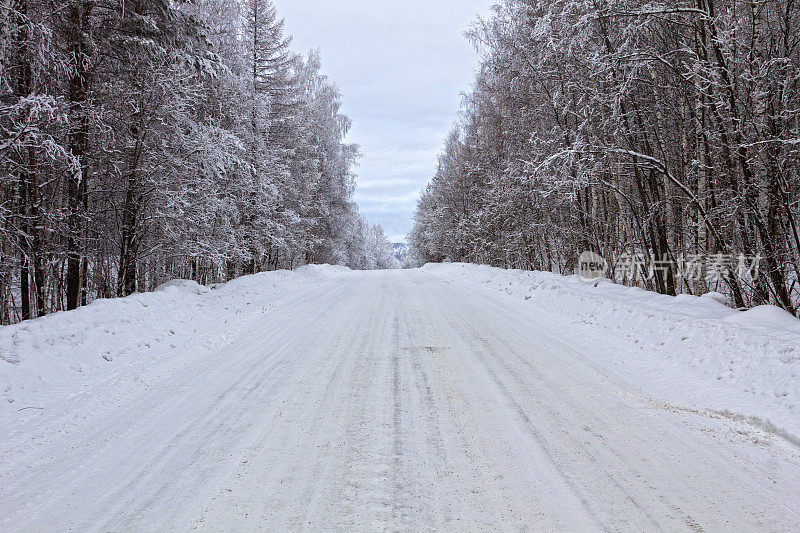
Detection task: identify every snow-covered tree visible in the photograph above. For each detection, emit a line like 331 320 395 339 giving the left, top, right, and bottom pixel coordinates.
0 0 386 323
411 0 800 315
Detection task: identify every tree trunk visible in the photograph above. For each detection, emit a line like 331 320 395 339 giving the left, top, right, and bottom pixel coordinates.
118 170 141 296
66 1 91 310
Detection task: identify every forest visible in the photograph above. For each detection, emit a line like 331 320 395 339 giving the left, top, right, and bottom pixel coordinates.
410 0 800 315
0 0 397 324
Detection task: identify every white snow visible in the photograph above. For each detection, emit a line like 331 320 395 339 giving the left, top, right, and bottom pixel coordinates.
1 264 799 530
423 263 800 444
0 266 349 424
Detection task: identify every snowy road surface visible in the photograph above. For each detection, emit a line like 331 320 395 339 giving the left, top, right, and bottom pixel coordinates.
2 268 800 531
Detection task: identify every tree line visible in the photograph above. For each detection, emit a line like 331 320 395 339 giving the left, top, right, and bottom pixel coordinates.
410 0 800 315
0 0 395 324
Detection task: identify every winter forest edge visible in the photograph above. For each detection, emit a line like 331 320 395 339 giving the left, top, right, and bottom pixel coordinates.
0 0 398 324
409 0 800 316
3 0 800 324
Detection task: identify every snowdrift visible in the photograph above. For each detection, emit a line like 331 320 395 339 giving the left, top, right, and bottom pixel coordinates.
0 265 350 423
3 261 798 446
423 263 800 443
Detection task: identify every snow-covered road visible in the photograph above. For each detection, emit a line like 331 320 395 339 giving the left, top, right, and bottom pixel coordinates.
2 268 800 531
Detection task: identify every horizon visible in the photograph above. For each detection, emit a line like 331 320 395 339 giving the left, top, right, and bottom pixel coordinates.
273 0 494 242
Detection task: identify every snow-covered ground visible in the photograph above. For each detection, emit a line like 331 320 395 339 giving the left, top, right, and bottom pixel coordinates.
1 265 350 423
1 264 799 530
423 263 800 445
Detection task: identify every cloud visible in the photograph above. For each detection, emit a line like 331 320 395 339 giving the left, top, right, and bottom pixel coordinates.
273 0 493 242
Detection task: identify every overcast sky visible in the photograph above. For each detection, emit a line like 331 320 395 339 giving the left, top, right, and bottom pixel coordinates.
273 0 494 242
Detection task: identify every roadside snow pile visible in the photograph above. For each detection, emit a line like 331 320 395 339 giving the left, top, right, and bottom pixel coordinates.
295 263 352 278
424 263 800 443
0 266 348 424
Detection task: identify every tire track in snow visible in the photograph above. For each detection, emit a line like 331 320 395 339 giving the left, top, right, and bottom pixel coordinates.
3 269 800 531
429 272 800 531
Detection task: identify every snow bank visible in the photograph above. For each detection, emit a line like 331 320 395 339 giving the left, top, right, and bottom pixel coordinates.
0 266 345 424
423 263 800 442
294 263 352 278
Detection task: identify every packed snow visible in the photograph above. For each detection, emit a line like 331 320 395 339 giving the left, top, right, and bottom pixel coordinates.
0 266 349 423
422 263 800 444
1 264 799 530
